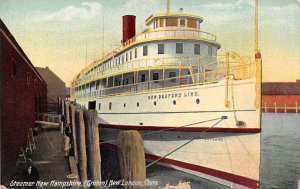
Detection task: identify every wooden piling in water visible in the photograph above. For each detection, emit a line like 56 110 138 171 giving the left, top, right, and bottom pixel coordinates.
65 101 70 125
58 97 61 114
75 109 88 184
84 110 101 186
61 99 65 117
69 104 78 163
117 130 146 189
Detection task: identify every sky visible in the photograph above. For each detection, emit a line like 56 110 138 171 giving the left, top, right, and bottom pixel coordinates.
0 0 299 86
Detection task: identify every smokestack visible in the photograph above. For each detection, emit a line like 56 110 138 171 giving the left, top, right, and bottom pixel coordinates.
122 15 136 45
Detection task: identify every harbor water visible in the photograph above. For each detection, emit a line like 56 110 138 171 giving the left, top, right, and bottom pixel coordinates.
102 113 300 189
260 113 300 189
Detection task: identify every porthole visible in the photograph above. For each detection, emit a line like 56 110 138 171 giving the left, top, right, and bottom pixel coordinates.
154 101 157 106
124 103 126 108
196 99 200 104
137 102 139 107
173 100 176 105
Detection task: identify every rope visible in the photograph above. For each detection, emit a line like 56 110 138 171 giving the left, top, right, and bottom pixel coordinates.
236 135 259 167
230 76 238 123
224 136 236 189
99 116 226 145
146 118 225 168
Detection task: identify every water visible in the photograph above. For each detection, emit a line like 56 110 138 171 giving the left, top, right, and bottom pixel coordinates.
260 113 300 189
101 113 300 189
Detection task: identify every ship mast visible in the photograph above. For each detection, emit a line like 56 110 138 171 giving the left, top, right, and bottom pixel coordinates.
167 0 170 15
255 0 260 58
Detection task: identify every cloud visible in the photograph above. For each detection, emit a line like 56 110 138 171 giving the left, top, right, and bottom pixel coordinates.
266 4 299 11
200 0 254 10
124 0 160 9
46 2 102 21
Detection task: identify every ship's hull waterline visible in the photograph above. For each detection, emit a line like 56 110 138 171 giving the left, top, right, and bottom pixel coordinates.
76 78 260 188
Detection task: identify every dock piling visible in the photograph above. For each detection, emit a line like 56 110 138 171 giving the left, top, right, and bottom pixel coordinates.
117 130 146 189
84 110 101 187
75 109 88 184
70 104 78 163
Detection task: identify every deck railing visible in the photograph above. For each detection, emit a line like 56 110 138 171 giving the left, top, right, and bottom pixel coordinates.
71 29 218 84
73 61 256 99
123 29 217 48
262 102 299 113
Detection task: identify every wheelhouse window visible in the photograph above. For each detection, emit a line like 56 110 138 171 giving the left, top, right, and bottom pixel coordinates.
180 19 186 27
158 44 164 54
159 18 164 27
194 44 200 55
208 46 212 56
176 43 183 54
143 45 148 56
166 18 177 27
187 19 197 28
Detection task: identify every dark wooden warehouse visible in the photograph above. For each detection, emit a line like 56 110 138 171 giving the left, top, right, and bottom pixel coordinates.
0 19 47 183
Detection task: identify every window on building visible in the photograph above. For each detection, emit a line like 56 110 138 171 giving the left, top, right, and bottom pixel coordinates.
169 72 177 82
26 72 30 84
194 44 200 55
153 73 159 81
135 48 137 58
180 19 186 27
187 19 197 28
143 45 148 56
208 46 212 56
158 44 164 54
141 74 146 82
12 61 16 76
176 43 183 54
166 18 178 27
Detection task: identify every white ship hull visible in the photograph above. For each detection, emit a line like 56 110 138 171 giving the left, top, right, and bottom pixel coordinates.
76 78 261 188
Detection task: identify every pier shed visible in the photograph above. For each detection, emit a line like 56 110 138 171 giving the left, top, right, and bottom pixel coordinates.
262 80 300 113
35 66 66 103
0 19 47 183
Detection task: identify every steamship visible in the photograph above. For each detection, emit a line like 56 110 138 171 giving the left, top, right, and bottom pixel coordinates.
70 1 261 188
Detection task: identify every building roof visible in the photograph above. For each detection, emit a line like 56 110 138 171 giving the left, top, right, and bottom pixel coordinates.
262 80 300 95
0 19 47 85
35 67 65 85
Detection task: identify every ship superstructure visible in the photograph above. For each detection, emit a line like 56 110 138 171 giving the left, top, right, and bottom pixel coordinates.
70 1 261 188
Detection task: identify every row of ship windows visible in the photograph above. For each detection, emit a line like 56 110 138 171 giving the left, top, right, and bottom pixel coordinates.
86 43 212 76
153 18 200 29
74 71 179 92
97 98 200 111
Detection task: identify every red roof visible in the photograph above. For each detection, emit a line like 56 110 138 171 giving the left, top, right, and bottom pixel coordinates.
262 80 300 95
